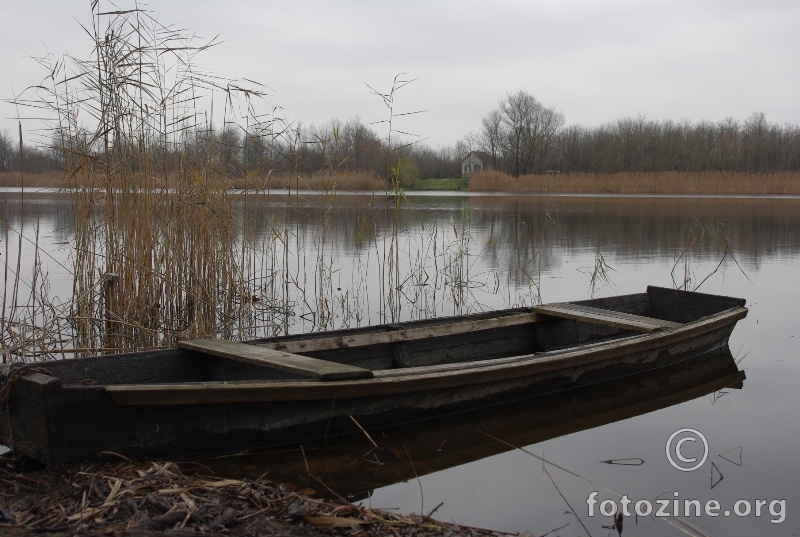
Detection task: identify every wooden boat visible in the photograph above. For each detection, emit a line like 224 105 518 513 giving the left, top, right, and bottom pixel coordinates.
0 286 747 463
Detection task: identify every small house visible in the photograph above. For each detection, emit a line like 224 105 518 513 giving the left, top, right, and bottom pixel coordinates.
461 151 495 177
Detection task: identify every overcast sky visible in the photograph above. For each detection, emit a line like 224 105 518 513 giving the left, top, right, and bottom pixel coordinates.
2 0 798 148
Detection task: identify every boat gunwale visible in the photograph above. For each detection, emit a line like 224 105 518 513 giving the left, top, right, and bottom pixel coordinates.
103 305 748 405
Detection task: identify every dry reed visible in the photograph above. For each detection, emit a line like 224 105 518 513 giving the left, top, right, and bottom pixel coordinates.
7 169 800 195
0 5 283 356
0 457 509 536
469 170 800 195
0 170 387 192
9 5 748 363
0 171 62 188
243 170 386 191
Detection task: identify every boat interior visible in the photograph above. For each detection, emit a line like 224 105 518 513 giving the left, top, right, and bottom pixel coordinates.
19 287 744 387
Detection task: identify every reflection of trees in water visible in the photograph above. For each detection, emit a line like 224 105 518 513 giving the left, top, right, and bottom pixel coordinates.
0 195 74 240
6 193 800 271
464 196 800 269
235 193 541 324
239 193 800 275
198 193 800 324
4 193 800 338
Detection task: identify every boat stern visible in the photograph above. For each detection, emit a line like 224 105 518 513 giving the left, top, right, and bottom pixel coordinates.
0 368 63 464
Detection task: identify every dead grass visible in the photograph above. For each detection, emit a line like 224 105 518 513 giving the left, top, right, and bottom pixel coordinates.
236 170 386 191
0 169 387 192
0 171 63 188
469 170 800 195
0 456 508 536
4 169 800 195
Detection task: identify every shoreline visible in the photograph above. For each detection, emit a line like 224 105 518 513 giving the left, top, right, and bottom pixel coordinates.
3 186 800 201
2 170 800 197
0 454 510 536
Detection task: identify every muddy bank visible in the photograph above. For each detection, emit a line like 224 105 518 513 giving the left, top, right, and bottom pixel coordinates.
0 455 511 536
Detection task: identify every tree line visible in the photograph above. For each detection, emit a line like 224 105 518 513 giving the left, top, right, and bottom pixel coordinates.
470 91 800 175
3 93 799 179
0 117 462 185
552 111 800 174
0 130 61 173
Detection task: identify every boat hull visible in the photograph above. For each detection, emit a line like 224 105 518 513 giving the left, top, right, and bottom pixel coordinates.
204 344 746 500
0 286 747 463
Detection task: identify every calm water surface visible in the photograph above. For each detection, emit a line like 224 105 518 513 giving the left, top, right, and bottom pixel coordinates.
2 190 798 535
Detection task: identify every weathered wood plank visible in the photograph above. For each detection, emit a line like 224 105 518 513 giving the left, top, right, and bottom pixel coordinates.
178 340 373 381
106 311 744 406
109 305 745 407
534 303 682 333
647 285 746 323
258 312 539 354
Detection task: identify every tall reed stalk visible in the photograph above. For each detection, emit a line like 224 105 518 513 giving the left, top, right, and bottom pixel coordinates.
671 218 748 291
2 6 547 362
12 4 277 353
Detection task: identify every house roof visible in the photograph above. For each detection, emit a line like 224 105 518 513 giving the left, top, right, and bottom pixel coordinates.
461 150 494 163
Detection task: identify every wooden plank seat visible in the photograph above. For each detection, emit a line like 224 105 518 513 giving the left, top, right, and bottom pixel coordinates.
256 313 538 354
533 303 682 333
179 339 374 381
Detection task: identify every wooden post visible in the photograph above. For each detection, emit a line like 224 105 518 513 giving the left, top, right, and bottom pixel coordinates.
101 273 120 334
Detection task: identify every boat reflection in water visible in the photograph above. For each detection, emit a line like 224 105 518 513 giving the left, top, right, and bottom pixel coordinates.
203 344 745 499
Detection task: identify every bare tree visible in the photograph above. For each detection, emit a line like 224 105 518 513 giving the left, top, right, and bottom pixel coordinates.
481 109 503 169
0 130 12 172
500 90 537 176
339 116 382 171
242 129 269 172
528 103 565 173
216 126 243 175
549 112 800 174
499 90 564 175
457 130 481 158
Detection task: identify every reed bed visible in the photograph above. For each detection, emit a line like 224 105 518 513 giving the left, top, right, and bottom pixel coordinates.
0 4 541 361
0 170 388 192
0 171 63 188
1 4 519 360
239 170 386 191
2 3 751 364
7 169 800 194
0 5 275 357
2 187 544 361
469 170 800 195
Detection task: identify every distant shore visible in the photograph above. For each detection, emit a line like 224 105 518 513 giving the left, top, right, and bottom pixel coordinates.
3 170 799 196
